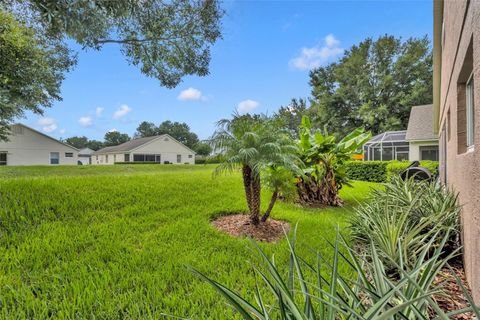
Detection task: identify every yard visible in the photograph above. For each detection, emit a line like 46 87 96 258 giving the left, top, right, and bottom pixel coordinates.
0 164 377 319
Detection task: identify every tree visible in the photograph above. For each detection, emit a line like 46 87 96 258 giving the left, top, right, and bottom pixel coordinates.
104 131 130 147
64 136 89 149
210 114 298 225
274 98 308 138
5 0 223 88
309 35 432 137
157 121 199 149
296 116 371 206
194 142 212 156
134 121 158 138
86 140 104 151
0 10 75 140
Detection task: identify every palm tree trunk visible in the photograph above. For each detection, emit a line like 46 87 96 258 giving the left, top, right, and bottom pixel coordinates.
250 176 261 225
261 189 278 222
242 165 254 214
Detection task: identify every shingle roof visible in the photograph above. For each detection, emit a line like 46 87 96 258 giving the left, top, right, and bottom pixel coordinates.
405 104 437 141
93 135 162 154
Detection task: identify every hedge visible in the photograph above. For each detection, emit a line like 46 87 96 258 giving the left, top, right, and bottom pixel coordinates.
344 161 389 182
345 160 439 183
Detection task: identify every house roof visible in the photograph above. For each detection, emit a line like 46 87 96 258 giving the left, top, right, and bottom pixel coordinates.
93 134 196 154
14 124 79 151
405 104 437 141
79 148 94 156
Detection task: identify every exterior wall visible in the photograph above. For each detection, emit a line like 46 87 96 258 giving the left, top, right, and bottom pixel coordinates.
0 125 78 166
78 156 90 165
408 140 439 161
133 136 195 164
438 0 480 301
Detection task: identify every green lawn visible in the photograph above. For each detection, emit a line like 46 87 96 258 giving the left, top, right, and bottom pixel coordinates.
0 164 377 319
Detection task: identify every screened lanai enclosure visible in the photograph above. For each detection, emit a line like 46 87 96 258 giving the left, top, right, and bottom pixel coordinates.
363 131 410 161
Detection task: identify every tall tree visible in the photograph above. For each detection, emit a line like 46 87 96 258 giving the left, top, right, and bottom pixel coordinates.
134 121 158 138
104 131 130 147
274 98 308 138
157 121 199 149
86 140 104 151
309 35 432 137
0 10 75 141
64 136 89 149
5 0 223 88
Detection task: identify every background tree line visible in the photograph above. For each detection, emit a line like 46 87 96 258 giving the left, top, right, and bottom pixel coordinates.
274 35 433 138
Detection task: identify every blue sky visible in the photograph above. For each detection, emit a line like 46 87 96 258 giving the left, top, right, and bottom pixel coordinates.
26 0 433 141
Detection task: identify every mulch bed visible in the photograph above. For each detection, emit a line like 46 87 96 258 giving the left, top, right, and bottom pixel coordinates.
212 214 290 242
432 261 476 319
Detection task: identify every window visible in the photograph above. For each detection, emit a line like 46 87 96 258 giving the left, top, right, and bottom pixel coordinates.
50 152 60 165
420 146 439 161
145 154 156 162
177 154 181 163
133 154 145 162
124 154 130 162
467 73 475 148
65 152 73 157
0 152 7 165
155 155 161 163
114 155 116 162
106 155 109 163
188 154 193 158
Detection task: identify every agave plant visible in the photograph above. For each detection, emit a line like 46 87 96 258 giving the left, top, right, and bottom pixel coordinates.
296 116 371 206
191 228 478 319
210 113 300 225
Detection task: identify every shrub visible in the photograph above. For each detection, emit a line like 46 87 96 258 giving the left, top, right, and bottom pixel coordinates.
350 177 460 271
386 160 438 181
345 160 439 182
192 228 478 319
345 161 389 182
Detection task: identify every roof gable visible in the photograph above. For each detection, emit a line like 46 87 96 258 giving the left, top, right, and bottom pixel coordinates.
93 134 196 154
405 104 437 141
13 124 79 151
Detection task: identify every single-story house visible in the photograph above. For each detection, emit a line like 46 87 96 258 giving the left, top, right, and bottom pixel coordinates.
0 123 79 166
363 104 439 161
78 147 94 165
92 134 196 165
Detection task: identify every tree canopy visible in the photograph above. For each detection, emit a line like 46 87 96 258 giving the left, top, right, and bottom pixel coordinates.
134 120 199 149
5 0 223 89
308 35 432 137
0 10 75 140
104 131 130 147
63 136 104 150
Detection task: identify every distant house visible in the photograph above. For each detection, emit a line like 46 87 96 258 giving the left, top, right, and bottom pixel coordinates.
363 104 439 161
78 148 94 165
92 134 196 165
0 124 79 166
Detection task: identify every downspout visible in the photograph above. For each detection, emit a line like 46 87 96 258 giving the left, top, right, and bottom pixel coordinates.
433 0 444 135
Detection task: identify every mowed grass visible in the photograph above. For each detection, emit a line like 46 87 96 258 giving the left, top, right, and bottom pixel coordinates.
0 164 377 319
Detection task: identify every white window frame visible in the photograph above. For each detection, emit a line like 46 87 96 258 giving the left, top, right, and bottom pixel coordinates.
466 72 475 150
50 152 60 165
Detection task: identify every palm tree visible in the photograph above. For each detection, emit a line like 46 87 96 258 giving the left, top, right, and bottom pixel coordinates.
210 113 298 225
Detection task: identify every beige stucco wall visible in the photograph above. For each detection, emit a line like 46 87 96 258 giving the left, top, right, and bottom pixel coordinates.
438 0 480 301
408 140 439 161
0 125 78 166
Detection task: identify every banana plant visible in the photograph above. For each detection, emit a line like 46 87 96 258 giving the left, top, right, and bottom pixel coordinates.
296 116 371 206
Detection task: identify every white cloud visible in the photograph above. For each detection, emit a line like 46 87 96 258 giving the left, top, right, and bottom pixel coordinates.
113 104 132 120
59 128 66 134
95 107 104 117
289 34 344 71
237 99 260 113
177 87 206 101
78 116 93 127
108 128 118 133
37 117 57 133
